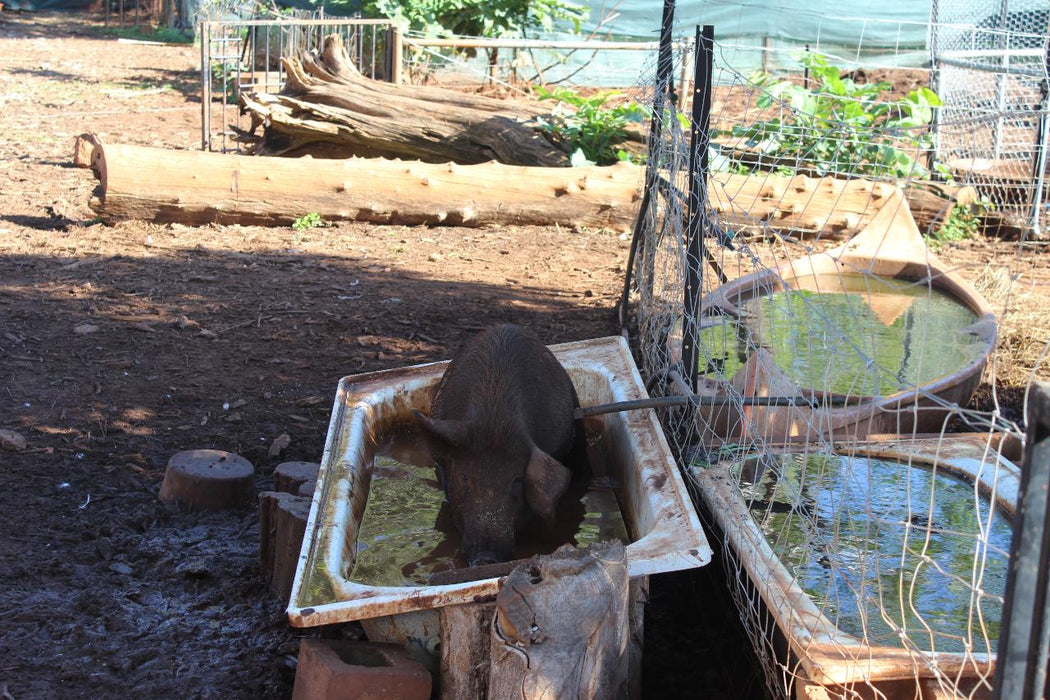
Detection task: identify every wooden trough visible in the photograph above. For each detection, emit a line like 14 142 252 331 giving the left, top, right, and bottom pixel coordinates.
692 187 997 444
691 434 1019 698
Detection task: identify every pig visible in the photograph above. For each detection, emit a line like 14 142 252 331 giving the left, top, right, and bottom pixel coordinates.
413 324 584 567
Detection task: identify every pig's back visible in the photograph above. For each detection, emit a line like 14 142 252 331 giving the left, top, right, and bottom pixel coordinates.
432 324 577 460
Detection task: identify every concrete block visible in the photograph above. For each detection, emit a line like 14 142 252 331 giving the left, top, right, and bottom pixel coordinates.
292 639 431 700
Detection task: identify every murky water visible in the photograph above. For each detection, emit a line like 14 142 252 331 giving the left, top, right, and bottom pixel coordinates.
735 452 1012 653
349 430 630 587
699 274 986 396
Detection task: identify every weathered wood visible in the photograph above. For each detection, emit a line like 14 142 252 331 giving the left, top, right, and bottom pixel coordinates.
73 132 100 168
88 143 643 230
273 461 319 495
89 140 936 238
488 542 629 699
259 491 311 602
439 602 496 700
428 557 529 587
712 143 977 235
901 180 977 234
239 33 570 166
158 449 255 511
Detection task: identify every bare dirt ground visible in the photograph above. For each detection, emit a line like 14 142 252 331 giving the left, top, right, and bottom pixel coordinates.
1 10 1049 700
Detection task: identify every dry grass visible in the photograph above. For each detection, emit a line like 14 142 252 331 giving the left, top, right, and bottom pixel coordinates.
971 265 1050 390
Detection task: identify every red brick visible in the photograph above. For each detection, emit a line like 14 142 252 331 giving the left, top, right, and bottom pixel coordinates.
292 639 431 700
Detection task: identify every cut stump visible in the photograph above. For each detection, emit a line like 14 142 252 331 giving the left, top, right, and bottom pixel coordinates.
158 449 255 510
274 461 319 495
259 490 312 601
488 541 630 699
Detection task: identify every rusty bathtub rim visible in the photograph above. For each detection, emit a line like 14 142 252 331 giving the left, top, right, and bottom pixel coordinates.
287 335 713 628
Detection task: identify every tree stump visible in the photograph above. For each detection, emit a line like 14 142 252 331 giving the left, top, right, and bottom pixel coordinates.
158 449 255 511
488 541 629 699
259 491 312 601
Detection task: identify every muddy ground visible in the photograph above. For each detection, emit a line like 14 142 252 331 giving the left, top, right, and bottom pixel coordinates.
1 11 1048 699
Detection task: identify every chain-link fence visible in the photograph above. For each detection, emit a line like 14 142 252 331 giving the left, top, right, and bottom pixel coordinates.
932 0 1050 238
623 3 1050 697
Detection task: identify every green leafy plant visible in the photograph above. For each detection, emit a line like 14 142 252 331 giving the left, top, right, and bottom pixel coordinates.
210 62 240 104
292 212 324 230
363 0 586 75
535 87 647 166
725 52 947 180
99 25 194 44
364 0 586 39
929 197 994 244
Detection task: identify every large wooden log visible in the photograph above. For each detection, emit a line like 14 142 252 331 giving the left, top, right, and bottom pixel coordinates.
239 34 570 166
87 143 642 229
88 141 936 239
488 542 630 699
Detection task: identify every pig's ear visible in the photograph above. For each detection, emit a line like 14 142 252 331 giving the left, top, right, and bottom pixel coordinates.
413 410 467 453
524 447 571 522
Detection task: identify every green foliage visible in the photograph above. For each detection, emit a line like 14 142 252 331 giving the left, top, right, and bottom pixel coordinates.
210 62 239 104
363 0 586 39
292 212 325 230
725 52 946 180
100 25 193 44
535 87 646 166
929 197 994 244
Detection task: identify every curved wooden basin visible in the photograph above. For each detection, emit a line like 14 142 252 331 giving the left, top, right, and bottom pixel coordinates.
695 189 997 444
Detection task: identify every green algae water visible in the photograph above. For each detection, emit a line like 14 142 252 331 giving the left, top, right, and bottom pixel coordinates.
699 274 987 396
350 434 630 588
735 453 1012 653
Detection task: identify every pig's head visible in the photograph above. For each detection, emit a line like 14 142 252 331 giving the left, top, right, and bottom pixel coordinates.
413 411 572 566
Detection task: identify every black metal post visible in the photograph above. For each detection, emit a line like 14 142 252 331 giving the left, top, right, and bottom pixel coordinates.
682 25 714 393
616 0 678 329
993 382 1050 699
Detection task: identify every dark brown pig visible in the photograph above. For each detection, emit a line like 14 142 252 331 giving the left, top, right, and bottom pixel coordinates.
414 324 584 567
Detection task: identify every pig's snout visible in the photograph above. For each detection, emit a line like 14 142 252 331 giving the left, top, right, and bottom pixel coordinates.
469 551 501 567
459 518 514 566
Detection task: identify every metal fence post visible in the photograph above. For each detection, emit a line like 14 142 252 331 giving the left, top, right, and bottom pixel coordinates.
682 24 714 393
616 0 678 329
993 382 1050 699
387 25 403 84
200 20 211 151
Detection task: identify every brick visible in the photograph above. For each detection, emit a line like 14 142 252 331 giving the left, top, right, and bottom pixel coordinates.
292 639 431 700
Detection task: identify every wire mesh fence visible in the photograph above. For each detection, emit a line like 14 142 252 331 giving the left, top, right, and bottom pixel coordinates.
199 15 397 152
932 0 1050 238
624 3 1050 697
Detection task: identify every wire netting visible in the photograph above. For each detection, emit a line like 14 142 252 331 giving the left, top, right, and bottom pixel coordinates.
626 5 1050 697
932 0 1050 237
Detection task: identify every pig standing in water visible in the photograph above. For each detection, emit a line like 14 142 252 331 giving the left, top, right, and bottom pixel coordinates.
414 324 583 567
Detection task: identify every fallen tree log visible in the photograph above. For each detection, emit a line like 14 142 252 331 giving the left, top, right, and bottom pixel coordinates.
238 34 571 166
713 143 976 235
88 143 643 229
88 142 939 236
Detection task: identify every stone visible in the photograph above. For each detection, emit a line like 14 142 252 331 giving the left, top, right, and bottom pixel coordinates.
0 428 27 451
